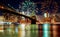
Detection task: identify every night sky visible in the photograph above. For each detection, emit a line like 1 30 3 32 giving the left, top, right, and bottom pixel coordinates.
0 0 60 14
0 0 60 8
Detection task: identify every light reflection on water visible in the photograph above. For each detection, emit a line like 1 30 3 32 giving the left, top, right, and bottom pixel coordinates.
43 23 50 37
18 31 25 37
0 30 38 37
0 24 59 37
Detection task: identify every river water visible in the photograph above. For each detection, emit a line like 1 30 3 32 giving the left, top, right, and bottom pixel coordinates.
0 24 60 37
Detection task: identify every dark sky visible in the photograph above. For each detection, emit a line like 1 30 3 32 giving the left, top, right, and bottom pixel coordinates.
0 0 60 9
0 0 20 9
0 0 60 15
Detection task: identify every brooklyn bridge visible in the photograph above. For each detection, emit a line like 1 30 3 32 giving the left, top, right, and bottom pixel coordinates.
0 1 60 37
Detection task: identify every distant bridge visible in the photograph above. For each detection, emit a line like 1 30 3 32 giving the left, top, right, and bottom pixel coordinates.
0 4 60 24
0 4 36 21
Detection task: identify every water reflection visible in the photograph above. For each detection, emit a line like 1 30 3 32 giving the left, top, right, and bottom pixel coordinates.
18 30 38 37
0 24 59 37
43 23 50 37
18 31 25 37
53 25 57 37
